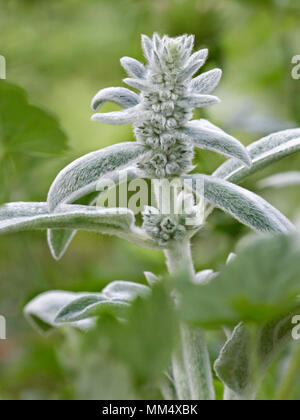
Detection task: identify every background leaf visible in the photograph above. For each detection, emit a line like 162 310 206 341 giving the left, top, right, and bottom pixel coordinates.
0 80 68 202
215 315 297 399
177 233 300 328
99 283 177 383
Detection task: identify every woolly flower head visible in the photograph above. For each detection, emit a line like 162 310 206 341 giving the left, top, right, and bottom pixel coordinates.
142 190 203 247
91 34 251 179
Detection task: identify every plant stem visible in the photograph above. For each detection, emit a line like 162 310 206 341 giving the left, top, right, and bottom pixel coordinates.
180 324 215 400
165 240 215 400
164 240 195 278
275 342 300 400
172 341 192 400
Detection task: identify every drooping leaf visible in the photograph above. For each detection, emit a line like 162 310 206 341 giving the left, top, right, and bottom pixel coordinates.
181 120 251 166
47 143 148 211
47 166 144 259
186 174 294 233
258 171 300 189
177 234 300 328
0 202 134 237
47 228 77 261
91 87 140 112
214 128 300 184
24 290 94 334
55 281 151 323
47 191 101 260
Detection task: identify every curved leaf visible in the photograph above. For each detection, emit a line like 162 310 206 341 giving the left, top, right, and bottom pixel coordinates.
214 128 300 183
47 142 148 211
24 290 94 334
91 87 140 112
91 105 139 124
181 121 251 167
186 174 294 233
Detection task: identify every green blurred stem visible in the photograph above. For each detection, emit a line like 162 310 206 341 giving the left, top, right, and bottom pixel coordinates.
165 241 215 400
276 342 300 400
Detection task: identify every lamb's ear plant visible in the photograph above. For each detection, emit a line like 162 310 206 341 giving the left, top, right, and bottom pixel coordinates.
1 34 300 400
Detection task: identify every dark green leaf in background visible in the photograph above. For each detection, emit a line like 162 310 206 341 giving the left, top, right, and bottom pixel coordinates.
0 80 68 202
178 233 300 328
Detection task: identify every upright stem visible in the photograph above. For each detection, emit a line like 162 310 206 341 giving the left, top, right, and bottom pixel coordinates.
164 239 195 278
276 342 300 400
165 240 215 401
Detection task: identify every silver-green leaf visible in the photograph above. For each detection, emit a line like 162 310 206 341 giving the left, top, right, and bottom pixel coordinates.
55 294 130 323
214 128 300 183
215 315 295 400
120 57 146 79
186 174 294 233
91 87 140 112
0 202 134 236
102 280 150 302
91 105 140 124
181 120 251 166
47 166 146 260
189 69 222 94
24 291 94 334
47 142 148 211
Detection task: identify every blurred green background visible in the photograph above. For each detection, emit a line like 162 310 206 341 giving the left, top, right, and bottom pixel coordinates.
1 0 300 399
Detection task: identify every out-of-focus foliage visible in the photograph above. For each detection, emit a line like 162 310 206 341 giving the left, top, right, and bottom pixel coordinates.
178 234 300 327
1 0 300 400
0 80 67 202
59 283 177 399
